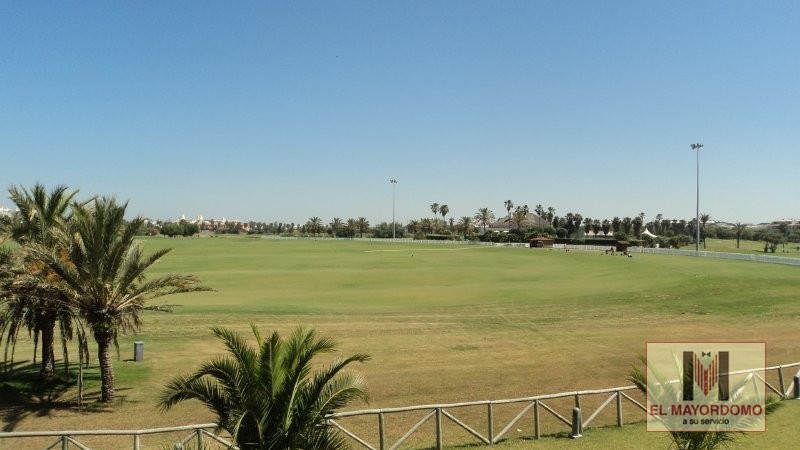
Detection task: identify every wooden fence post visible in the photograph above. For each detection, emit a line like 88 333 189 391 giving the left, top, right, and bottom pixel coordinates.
196 428 205 450
778 366 786 398
616 391 623 427
794 376 800 400
379 412 386 450
533 400 540 440
488 403 494 445
435 408 443 449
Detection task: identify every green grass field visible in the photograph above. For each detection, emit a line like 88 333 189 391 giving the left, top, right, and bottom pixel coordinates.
2 236 800 449
683 237 800 256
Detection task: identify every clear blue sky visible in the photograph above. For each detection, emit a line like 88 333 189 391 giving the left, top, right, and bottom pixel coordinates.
2 1 798 225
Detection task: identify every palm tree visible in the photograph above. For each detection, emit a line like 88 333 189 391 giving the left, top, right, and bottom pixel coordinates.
503 200 514 229
430 203 440 220
406 219 420 234
734 222 746 249
633 216 644 237
160 325 369 450
511 205 529 229
4 183 79 380
546 206 556 225
346 218 357 238
583 217 593 236
458 216 473 238
700 214 711 248
30 197 210 402
306 217 323 235
622 217 633 235
654 214 664 234
356 217 370 238
592 219 601 236
438 204 449 229
329 217 343 237
611 217 622 234
601 219 611 236
473 207 495 233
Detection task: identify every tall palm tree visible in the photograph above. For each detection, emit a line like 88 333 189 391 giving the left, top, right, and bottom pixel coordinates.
160 325 369 450
306 217 323 235
473 207 495 233
329 217 343 237
601 219 611 236
546 206 556 224
30 197 210 402
700 213 711 248
346 218 357 238
430 203 439 220
622 217 633 235
610 217 620 234
654 214 664 234
592 219 601 236
734 222 746 249
356 217 370 238
438 205 449 229
503 200 514 229
4 183 79 380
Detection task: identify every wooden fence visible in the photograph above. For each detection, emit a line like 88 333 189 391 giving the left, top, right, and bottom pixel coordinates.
0 423 237 450
326 362 800 450
1 363 798 449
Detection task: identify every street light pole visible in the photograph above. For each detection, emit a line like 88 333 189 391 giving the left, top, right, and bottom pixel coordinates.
390 179 398 239
691 143 703 252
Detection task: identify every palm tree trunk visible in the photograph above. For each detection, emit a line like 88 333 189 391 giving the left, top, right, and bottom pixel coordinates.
39 322 55 380
95 329 116 402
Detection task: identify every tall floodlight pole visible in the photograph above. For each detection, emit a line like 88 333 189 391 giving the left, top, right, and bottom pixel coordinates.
691 143 703 252
390 179 398 239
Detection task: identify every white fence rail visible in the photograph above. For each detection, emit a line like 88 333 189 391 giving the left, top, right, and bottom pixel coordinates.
629 246 800 266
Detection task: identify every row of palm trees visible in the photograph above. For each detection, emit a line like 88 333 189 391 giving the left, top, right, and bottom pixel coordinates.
0 184 209 402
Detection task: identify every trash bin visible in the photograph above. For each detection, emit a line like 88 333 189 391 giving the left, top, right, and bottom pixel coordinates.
134 341 144 362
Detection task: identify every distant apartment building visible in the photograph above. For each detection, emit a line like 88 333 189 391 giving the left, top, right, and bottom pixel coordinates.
768 219 800 231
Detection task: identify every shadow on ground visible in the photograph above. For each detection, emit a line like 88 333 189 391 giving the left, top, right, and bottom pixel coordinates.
0 360 116 431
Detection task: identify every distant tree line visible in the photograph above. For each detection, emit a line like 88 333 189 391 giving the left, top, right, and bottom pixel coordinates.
148 200 799 251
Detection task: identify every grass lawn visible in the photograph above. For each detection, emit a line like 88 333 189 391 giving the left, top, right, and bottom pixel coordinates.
682 238 800 256
2 236 800 449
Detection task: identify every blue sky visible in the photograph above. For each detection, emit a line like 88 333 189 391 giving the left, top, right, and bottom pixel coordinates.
2 1 798 225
